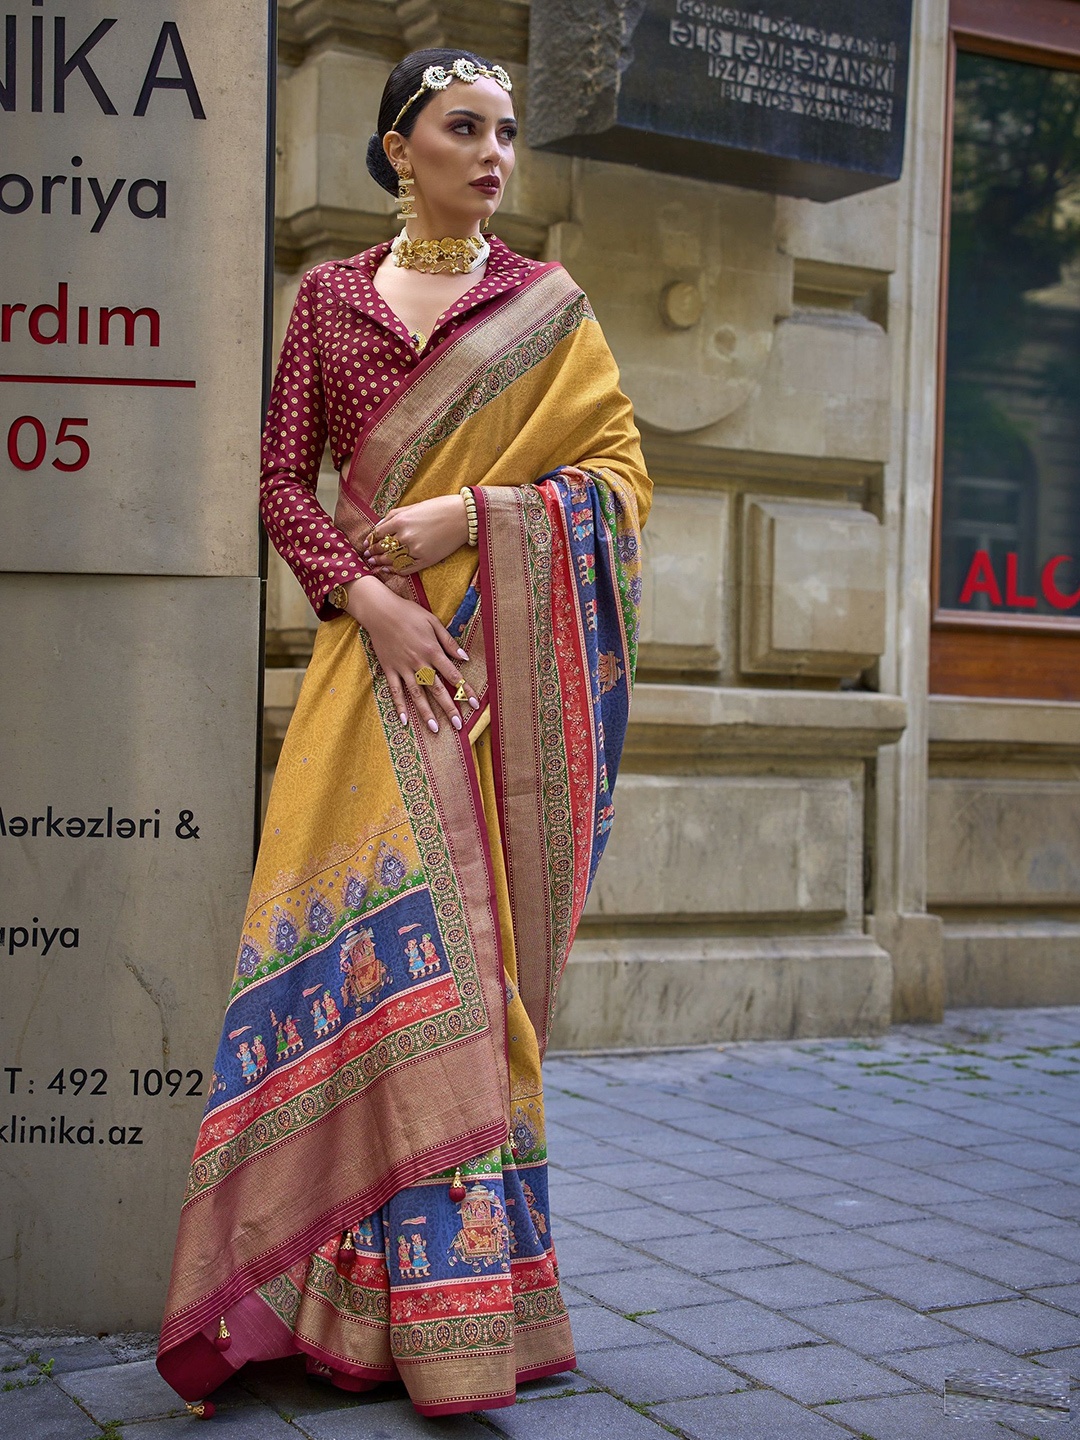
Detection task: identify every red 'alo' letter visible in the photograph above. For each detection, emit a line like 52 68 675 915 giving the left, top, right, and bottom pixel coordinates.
1004 553 1037 608
1041 555 1080 611
957 550 1002 606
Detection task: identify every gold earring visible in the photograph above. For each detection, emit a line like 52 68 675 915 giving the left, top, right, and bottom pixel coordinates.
480 216 490 233
397 168 416 219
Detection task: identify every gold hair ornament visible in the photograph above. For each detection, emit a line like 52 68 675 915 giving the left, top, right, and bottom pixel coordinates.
392 59 513 132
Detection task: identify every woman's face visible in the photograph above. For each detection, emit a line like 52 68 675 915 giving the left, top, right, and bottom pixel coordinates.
386 77 517 234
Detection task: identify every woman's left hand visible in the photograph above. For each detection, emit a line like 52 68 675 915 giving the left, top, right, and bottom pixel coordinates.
361 494 470 577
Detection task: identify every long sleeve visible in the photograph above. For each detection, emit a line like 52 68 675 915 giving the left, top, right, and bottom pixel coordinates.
259 267 371 618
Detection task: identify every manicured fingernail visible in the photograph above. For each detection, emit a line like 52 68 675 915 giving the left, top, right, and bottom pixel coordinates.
451 714 462 731
427 718 439 733
469 696 480 709
457 649 469 661
399 712 408 726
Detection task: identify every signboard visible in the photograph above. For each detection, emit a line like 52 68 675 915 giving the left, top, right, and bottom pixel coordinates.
527 0 912 201
1 1 272 1330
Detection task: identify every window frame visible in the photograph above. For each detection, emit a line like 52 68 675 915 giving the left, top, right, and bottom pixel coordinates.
930 0 1080 697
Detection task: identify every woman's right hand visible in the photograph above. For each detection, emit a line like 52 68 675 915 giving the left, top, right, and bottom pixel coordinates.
343 576 479 735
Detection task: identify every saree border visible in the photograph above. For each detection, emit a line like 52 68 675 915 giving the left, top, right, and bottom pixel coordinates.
340 264 588 517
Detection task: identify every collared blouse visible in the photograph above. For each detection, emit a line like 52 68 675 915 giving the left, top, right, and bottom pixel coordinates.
260 235 541 617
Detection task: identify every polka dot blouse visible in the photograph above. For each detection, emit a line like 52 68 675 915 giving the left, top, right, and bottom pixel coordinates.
260 235 541 617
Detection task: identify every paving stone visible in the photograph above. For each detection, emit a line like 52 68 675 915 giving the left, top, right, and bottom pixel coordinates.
881 1338 1029 1387
848 1261 1015 1311
513 1370 595 1400
1039 1344 1080 1378
774 1230 909 1273
0 1382 97 1440
653 1387 851 1439
638 1230 784 1274
666 1113 783 1143
571 1160 683 1191
645 1176 779 1213
548 1177 649 1217
238 1356 406 1416
859 1217 986 1260
1011 1224 1080 1262
487 1389 668 1438
820 1389 1027 1439
850 1172 984 1204
665 1145 780 1177
708 1204 838 1241
57 1357 185 1422
576 1342 742 1404
715 1262 871 1309
579 1205 714 1243
857 1138 968 1168
975 1139 1079 1172
561 1303 656 1353
942 1298 1080 1352
300 1396 493 1437
789 1298 963 1355
731 1341 916 1403
552 1233 639 1277
924 1158 1056 1194
38 1337 122 1374
925 1197 1065 1235
960 1240 1080 1289
571 1262 725 1313
996 1184 1080 1220
1030 1283 1080 1316
729 1135 843 1162
788 1192 924 1228
714 1167 850 1201
123 1407 301 1438
649 1298 820 1356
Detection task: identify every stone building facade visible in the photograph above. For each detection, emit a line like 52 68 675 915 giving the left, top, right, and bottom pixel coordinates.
265 0 1080 1046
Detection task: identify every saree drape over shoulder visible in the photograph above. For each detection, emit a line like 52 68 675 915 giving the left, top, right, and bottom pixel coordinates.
157 243 650 1416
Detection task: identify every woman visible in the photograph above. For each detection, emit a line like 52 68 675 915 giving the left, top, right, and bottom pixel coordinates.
157 47 650 1418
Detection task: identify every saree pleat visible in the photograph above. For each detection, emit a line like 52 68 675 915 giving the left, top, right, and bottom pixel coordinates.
158 262 649 1414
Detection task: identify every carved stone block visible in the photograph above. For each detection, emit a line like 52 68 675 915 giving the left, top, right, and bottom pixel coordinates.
638 489 726 673
586 772 860 921
742 498 886 677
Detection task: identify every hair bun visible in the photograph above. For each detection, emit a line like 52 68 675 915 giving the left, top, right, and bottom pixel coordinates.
366 133 399 196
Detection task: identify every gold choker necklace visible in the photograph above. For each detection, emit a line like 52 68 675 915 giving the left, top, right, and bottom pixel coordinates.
391 231 488 276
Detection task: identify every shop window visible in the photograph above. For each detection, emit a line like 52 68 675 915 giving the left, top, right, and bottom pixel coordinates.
932 0 1080 698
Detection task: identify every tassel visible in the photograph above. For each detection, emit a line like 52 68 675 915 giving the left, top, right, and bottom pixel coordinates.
449 1167 466 1202
339 1230 357 1269
187 1401 215 1419
213 1316 231 1352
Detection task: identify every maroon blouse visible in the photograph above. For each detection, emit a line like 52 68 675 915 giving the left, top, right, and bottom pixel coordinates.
260 235 542 617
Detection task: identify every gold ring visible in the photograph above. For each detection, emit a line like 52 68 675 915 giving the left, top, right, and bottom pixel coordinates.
380 534 402 553
415 666 436 687
390 549 414 573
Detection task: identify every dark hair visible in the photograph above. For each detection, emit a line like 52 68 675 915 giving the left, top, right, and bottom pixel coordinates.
365 48 499 195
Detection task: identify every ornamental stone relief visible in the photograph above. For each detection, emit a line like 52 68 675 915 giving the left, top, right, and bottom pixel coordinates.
550 162 792 434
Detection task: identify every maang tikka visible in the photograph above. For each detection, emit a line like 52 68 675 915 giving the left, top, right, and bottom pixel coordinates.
397 168 416 218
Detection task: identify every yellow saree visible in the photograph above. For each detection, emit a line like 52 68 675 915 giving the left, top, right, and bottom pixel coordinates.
158 261 650 1415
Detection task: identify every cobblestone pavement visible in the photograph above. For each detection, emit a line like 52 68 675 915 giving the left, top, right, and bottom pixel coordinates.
5 1006 1080 1438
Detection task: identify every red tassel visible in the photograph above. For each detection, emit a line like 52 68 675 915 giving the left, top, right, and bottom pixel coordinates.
449 1167 466 1202
339 1231 357 1270
187 1401 216 1419
213 1317 231 1352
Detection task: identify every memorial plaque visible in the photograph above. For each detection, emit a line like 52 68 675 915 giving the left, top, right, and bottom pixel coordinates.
1 0 273 1330
528 0 912 201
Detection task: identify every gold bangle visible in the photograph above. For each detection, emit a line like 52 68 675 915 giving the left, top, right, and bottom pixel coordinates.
461 487 478 547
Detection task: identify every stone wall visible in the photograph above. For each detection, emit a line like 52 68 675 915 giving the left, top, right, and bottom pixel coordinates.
267 0 955 1044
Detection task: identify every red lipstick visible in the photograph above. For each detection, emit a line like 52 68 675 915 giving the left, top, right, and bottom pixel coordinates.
470 177 500 194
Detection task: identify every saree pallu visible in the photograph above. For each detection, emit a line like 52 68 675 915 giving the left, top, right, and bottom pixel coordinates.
157 263 650 1415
